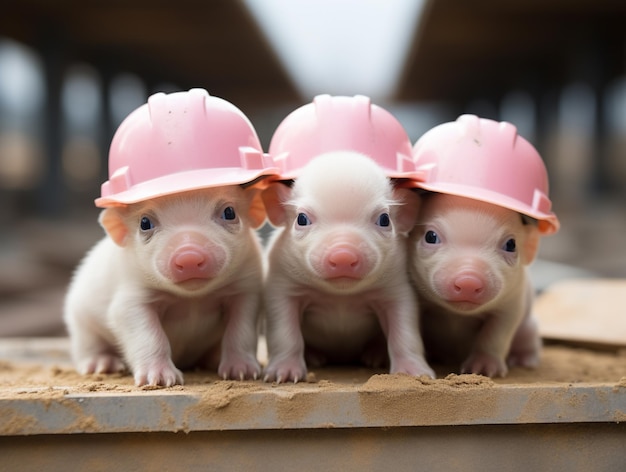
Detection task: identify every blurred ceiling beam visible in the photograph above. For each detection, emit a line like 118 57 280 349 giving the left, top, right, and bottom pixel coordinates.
0 0 300 110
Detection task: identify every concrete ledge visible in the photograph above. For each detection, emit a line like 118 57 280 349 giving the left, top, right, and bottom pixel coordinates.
1 337 625 436
1 381 625 436
1 337 626 471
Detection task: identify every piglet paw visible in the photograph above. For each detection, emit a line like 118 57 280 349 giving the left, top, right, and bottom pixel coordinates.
133 359 184 387
390 356 435 378
78 354 126 375
462 352 508 378
507 350 540 369
263 357 307 384
218 354 262 381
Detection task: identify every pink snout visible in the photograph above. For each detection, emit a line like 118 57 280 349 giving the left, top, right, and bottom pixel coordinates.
447 272 487 304
323 246 367 279
169 245 214 283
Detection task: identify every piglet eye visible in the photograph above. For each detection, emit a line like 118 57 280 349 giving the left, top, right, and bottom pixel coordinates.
503 238 516 252
221 206 237 220
297 213 311 226
377 213 390 227
424 230 440 244
140 216 154 231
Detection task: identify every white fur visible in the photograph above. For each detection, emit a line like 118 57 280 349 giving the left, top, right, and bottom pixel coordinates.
262 151 434 383
64 187 263 386
409 193 542 377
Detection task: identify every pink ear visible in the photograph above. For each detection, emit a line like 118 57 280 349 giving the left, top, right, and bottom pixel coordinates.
99 208 129 247
261 182 292 227
245 187 268 229
523 226 540 265
392 187 420 235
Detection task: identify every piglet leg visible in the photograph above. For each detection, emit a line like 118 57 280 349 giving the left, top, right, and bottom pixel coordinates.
69 324 126 375
377 288 435 378
218 294 262 380
461 307 525 377
264 297 307 383
109 295 183 387
507 313 541 368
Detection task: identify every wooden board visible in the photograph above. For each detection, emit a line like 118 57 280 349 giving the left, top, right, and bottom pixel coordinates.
535 278 626 348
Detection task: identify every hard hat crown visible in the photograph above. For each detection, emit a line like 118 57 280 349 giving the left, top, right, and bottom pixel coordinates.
269 94 417 179
96 88 277 207
413 114 559 234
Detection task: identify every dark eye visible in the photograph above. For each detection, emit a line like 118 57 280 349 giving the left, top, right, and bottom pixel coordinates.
221 206 236 220
503 238 516 252
140 216 154 231
297 213 311 226
376 213 390 227
424 230 440 244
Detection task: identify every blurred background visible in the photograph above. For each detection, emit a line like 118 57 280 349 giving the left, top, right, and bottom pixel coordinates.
0 0 625 336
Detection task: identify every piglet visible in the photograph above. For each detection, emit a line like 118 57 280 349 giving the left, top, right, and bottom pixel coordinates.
261 151 434 383
64 186 264 386
409 193 542 377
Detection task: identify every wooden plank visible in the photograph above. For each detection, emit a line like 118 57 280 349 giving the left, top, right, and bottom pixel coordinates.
535 278 626 348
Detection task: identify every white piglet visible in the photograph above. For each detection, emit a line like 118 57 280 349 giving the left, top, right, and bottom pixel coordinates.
64 186 264 386
409 193 542 377
262 151 434 383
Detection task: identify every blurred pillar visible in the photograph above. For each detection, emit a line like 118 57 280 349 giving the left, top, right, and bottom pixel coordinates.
98 63 115 187
575 32 614 197
39 30 66 217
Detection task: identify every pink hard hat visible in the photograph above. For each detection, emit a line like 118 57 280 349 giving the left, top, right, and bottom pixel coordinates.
95 88 278 207
412 114 560 235
268 94 419 180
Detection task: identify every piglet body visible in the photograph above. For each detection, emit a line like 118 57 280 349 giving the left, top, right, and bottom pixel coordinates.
409 193 542 377
262 151 434 383
64 187 264 386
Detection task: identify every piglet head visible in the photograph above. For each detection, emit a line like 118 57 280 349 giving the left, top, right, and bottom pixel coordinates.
410 193 539 314
263 151 419 294
99 186 263 297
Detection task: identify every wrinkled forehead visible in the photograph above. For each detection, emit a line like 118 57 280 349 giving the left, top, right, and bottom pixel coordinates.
292 173 392 218
125 186 244 217
420 194 526 235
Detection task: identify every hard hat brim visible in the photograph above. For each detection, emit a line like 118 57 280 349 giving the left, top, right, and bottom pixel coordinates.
416 181 560 235
275 168 426 182
95 167 279 207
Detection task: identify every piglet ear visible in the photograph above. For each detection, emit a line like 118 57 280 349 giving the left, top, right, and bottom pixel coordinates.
245 187 268 229
99 207 129 247
261 182 292 227
392 187 421 235
522 225 541 265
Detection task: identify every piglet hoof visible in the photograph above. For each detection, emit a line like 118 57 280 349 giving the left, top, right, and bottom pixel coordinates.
133 359 184 387
507 350 540 369
390 356 435 378
263 358 307 384
218 355 262 381
79 354 126 375
462 352 507 378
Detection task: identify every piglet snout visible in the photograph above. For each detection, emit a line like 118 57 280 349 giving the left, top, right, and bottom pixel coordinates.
163 232 225 284
323 245 367 279
445 271 488 304
170 247 212 282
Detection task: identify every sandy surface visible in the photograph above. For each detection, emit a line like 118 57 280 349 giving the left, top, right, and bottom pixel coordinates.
1 337 625 437
0 338 624 398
